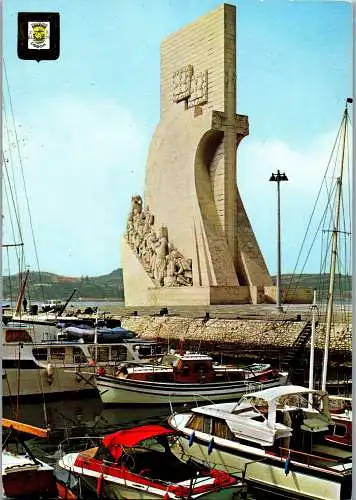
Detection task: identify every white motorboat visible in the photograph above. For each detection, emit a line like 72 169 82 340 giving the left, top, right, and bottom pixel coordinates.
168 385 352 500
2 321 161 399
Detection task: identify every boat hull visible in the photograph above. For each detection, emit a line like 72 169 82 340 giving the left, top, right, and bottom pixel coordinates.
2 451 57 499
56 462 241 499
96 374 287 405
2 365 97 398
169 415 352 500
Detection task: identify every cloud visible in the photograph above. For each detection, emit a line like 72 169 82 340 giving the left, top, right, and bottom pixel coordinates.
237 129 351 274
3 95 149 276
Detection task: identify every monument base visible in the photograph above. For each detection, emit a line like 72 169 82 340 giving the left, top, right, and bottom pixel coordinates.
122 237 313 307
264 286 313 305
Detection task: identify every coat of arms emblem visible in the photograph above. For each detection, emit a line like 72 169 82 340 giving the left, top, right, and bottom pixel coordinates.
28 21 50 49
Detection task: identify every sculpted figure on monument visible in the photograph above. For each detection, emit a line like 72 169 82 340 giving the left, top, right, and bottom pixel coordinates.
147 229 158 276
164 249 178 287
126 217 134 245
143 205 154 234
130 195 143 216
153 228 169 286
174 252 193 286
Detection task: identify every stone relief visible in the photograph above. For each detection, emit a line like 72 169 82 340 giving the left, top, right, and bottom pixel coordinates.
125 195 193 287
188 70 208 107
173 65 193 102
172 65 208 107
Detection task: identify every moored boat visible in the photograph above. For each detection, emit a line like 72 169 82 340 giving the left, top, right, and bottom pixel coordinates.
95 351 287 405
327 396 352 449
55 424 246 499
168 385 352 500
2 321 162 399
2 419 58 499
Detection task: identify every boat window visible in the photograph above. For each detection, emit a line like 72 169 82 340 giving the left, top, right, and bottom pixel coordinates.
5 329 32 343
49 347 65 361
88 346 110 361
96 347 109 362
111 345 128 362
334 424 347 437
73 347 88 364
33 348 48 361
186 414 203 432
203 416 212 434
212 418 238 441
139 438 166 453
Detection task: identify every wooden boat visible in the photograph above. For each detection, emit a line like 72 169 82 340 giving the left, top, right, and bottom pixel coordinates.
95 350 288 405
2 419 58 499
168 385 352 500
327 396 352 449
55 424 246 499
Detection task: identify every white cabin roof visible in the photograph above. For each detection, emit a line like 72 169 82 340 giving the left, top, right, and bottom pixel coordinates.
191 385 327 417
243 385 325 403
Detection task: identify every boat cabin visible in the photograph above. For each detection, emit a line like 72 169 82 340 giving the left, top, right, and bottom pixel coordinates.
185 386 338 456
168 352 216 383
2 321 161 369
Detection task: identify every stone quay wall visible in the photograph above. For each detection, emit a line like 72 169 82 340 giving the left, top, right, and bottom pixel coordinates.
120 316 351 352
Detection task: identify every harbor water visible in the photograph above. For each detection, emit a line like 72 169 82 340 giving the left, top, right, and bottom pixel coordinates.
3 395 276 500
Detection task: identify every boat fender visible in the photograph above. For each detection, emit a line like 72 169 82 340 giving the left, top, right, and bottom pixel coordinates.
96 473 104 496
46 363 54 385
284 452 291 475
97 367 106 376
208 438 214 455
188 431 195 447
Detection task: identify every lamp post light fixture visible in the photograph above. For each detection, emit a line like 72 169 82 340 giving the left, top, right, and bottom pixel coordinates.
269 170 288 312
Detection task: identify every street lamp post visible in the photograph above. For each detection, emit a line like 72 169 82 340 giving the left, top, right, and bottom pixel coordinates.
269 170 288 312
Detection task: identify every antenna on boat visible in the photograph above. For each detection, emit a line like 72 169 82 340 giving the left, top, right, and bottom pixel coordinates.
94 307 99 363
320 97 352 392
308 289 317 406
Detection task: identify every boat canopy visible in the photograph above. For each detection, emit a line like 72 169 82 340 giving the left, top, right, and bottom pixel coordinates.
242 385 328 403
102 425 175 460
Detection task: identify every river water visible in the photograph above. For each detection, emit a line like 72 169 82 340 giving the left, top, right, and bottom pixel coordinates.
3 394 274 500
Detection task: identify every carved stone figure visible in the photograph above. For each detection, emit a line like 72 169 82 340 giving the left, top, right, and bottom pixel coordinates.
124 195 192 287
153 234 168 285
143 205 154 234
130 195 143 216
164 250 178 287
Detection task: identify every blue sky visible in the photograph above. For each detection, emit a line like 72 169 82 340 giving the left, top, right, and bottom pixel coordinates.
2 0 353 278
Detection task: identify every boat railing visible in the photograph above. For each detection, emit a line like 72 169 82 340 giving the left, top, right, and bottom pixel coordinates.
243 381 264 393
278 446 349 472
57 436 103 459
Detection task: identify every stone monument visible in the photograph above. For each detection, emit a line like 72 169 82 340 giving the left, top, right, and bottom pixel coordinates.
122 4 282 306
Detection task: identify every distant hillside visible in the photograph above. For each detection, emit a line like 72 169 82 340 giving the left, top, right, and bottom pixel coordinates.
273 273 352 300
3 269 124 301
3 269 351 302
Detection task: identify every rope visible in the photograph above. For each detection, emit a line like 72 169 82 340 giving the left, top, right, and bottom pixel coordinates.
2 58 46 304
282 107 351 313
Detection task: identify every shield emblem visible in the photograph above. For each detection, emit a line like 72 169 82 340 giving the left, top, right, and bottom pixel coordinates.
28 21 50 49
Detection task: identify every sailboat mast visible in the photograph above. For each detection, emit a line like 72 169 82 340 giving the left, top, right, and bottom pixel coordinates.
321 99 351 391
14 269 30 316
